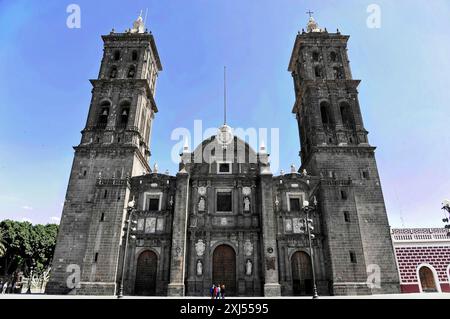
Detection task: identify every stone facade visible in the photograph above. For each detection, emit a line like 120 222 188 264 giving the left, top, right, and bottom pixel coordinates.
46 16 400 297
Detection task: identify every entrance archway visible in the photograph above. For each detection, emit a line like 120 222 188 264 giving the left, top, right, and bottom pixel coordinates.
291 251 313 296
418 265 438 293
212 245 236 296
135 250 157 296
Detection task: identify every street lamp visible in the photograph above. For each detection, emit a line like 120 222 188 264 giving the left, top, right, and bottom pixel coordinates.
117 199 137 298
302 198 319 299
442 200 450 236
26 262 35 294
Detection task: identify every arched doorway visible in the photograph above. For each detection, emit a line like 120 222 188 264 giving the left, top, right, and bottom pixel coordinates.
135 250 158 296
419 266 438 293
212 245 236 296
291 251 313 296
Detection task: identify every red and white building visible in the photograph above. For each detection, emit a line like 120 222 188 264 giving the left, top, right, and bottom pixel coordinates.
392 228 450 293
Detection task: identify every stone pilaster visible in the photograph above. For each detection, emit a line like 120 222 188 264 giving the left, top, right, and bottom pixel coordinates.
167 172 190 296
260 173 281 296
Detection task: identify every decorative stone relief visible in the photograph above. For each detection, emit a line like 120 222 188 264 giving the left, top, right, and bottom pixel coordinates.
244 240 253 257
293 218 303 234
198 186 207 196
145 217 156 233
285 219 293 232
195 239 206 257
242 187 251 196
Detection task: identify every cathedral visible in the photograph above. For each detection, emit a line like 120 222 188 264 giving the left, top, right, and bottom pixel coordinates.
46 15 400 297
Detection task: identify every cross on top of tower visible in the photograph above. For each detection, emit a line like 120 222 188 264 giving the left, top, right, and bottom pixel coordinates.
306 10 314 18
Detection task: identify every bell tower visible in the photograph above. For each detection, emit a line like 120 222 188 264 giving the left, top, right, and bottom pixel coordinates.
46 15 162 295
288 16 400 295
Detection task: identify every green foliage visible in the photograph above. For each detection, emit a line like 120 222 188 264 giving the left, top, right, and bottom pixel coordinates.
0 229 6 257
0 220 59 277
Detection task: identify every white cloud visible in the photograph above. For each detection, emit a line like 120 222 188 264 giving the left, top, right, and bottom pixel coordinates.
50 216 61 224
21 217 33 223
22 206 33 211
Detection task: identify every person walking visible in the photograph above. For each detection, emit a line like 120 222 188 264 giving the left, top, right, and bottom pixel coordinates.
210 284 215 299
214 284 220 299
220 284 226 299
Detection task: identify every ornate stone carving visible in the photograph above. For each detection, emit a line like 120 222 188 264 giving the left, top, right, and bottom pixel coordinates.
195 239 206 257
198 186 207 196
244 240 253 257
242 187 251 196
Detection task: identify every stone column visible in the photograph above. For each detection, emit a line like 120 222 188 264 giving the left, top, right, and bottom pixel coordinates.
167 172 190 296
260 172 281 296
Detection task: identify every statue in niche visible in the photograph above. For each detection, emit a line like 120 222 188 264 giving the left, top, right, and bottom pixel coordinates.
197 260 203 276
198 197 206 212
243 197 251 212
246 260 253 276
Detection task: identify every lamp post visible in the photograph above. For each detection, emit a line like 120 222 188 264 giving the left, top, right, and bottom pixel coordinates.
442 200 450 236
26 262 35 294
117 199 137 299
302 198 319 299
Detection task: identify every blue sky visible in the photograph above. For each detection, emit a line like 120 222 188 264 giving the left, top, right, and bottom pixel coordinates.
0 0 449 227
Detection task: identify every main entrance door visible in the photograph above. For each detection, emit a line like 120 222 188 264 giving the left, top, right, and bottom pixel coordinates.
213 245 236 296
291 251 313 296
135 250 157 296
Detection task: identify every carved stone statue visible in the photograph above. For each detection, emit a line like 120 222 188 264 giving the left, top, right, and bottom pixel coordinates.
243 197 251 212
290 164 297 174
246 260 253 276
198 197 206 212
195 239 205 257
197 260 203 276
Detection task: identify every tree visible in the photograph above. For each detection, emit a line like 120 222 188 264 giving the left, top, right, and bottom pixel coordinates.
0 220 59 277
0 229 6 257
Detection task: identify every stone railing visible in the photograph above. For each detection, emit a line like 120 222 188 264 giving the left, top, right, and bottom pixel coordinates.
391 228 450 242
96 178 128 186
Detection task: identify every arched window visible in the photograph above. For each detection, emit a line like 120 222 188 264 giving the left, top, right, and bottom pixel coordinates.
418 266 438 293
110 66 118 79
113 50 121 61
118 101 131 128
314 66 322 79
132 50 138 61
312 51 320 62
340 102 355 129
320 102 333 129
127 65 136 79
97 101 110 128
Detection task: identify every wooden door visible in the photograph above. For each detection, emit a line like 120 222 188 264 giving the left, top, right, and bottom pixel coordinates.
135 250 157 296
291 251 313 296
212 245 236 296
